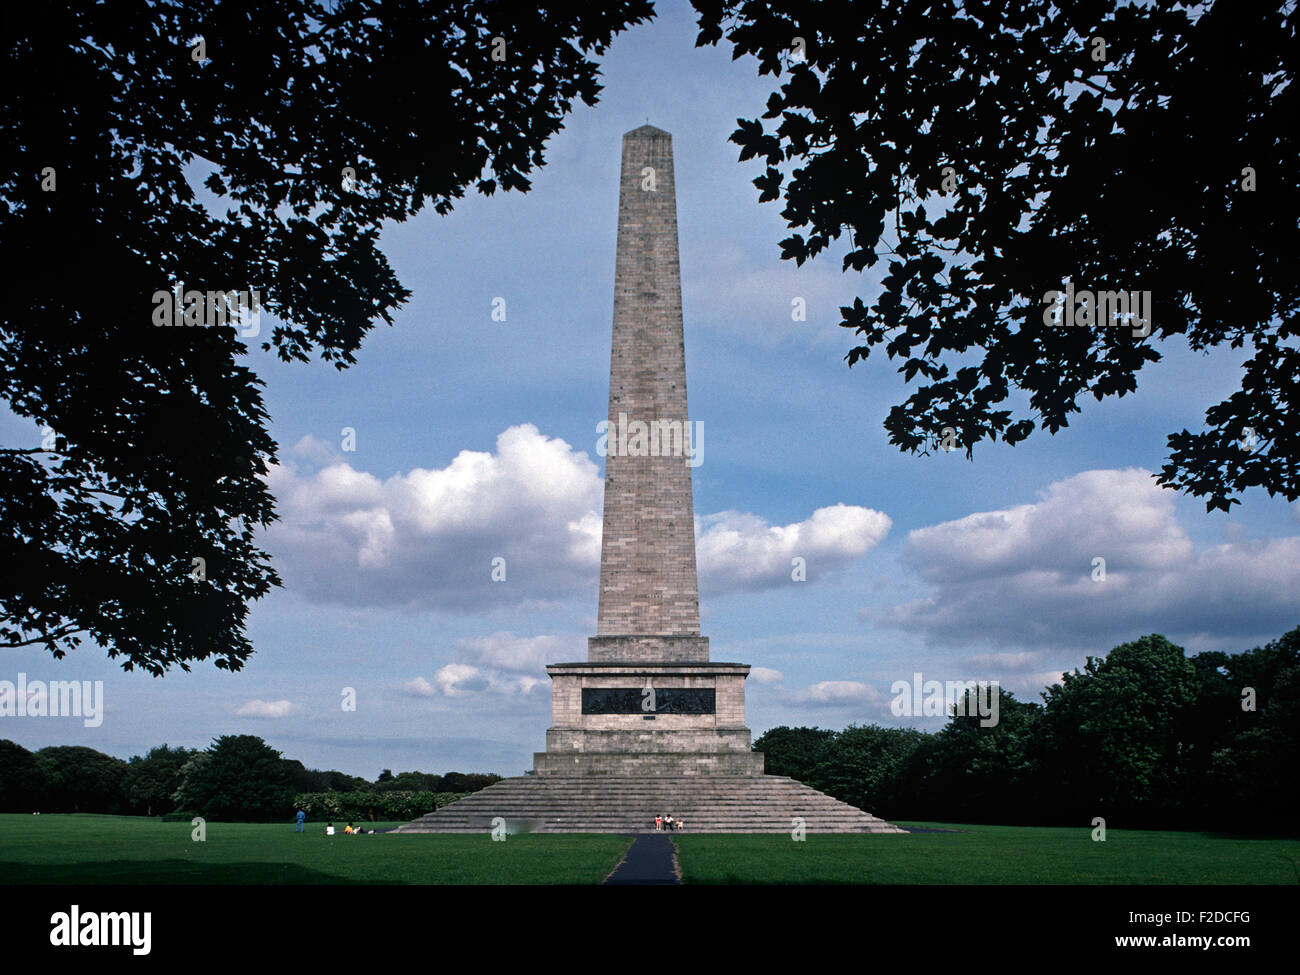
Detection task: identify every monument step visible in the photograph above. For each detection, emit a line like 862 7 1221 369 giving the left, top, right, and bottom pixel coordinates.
395 774 904 834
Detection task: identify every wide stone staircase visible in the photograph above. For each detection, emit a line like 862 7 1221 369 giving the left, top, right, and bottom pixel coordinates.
395 775 904 834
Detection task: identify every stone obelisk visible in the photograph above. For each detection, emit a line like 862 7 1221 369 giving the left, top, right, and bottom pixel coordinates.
533 125 762 775
398 127 901 832
596 124 701 643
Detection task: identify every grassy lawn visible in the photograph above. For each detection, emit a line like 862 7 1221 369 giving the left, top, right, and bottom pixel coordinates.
3 815 1295 884
673 822 1300 884
0 815 632 885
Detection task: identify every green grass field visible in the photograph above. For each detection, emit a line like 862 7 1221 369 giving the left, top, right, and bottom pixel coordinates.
0 815 632 884
676 822 1300 884
1 815 1295 884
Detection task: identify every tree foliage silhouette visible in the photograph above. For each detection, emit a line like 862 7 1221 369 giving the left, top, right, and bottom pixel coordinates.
695 0 1298 511
1 0 651 673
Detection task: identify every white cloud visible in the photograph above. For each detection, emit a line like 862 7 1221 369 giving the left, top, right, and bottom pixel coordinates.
234 699 296 718
697 504 891 594
403 664 545 700
287 433 339 466
266 424 888 609
511 675 547 696
748 666 784 685
791 680 884 706
265 424 602 610
402 676 437 698
876 468 1300 651
431 664 487 697
455 632 575 674
903 469 1194 583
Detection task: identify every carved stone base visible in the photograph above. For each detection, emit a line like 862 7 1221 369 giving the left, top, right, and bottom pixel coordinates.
535 660 762 776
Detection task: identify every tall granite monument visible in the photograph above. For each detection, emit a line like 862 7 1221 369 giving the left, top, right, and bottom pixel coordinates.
534 124 762 777
399 127 901 833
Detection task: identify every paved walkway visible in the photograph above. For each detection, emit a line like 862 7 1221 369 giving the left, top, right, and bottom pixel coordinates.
603 833 680 885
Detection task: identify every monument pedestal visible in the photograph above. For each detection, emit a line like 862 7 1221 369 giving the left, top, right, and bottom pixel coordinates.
533 656 765 776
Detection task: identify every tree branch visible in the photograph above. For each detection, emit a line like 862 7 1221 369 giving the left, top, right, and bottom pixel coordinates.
1073 75 1117 97
0 624 81 648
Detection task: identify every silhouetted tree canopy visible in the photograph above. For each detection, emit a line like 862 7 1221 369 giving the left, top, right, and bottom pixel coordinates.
1 0 652 674
0 735 503 817
695 0 1298 511
751 725 836 779
1039 633 1199 816
34 744 128 813
173 734 294 820
283 760 369 794
123 743 198 816
0 739 48 812
756 624 1300 830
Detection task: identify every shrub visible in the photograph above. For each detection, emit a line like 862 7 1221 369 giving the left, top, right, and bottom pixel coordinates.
291 790 468 822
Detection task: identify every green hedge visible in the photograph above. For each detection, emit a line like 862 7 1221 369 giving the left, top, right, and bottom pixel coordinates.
292 790 468 822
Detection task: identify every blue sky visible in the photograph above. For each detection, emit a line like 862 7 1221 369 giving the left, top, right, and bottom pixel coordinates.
6 1 1298 779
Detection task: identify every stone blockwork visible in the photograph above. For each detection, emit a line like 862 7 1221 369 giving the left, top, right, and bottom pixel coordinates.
527 125 764 780
587 635 709 663
539 661 756 775
546 664 750 728
396 775 906 834
533 751 764 776
597 125 701 640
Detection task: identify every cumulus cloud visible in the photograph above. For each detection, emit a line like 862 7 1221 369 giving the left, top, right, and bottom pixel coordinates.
455 632 576 674
265 424 602 610
402 676 437 698
875 468 1300 651
697 504 891 594
403 664 543 700
234 699 296 718
265 424 888 609
286 433 339 467
430 664 488 697
748 666 784 685
790 680 884 707
512 676 546 695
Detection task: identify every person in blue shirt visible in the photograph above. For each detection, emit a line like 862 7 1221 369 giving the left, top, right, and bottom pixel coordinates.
295 809 306 833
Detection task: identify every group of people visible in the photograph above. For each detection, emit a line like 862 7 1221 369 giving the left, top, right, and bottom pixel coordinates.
297 810 374 835
653 814 684 832
324 822 370 835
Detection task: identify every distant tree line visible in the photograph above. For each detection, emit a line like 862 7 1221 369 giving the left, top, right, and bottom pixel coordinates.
0 734 500 822
757 627 1299 833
